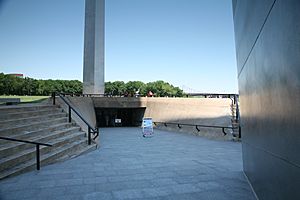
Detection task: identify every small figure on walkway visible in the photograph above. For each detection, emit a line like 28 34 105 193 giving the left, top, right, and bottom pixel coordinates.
135 89 140 97
147 91 153 97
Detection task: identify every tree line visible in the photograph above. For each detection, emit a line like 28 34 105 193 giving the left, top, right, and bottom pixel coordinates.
0 73 185 97
105 80 184 97
0 73 82 96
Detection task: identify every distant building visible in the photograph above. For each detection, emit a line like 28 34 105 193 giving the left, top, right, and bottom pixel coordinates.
8 73 24 78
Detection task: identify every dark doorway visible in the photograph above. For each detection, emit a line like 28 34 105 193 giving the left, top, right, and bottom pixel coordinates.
95 108 146 127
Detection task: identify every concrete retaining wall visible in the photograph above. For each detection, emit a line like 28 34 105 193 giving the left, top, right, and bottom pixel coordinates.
57 96 97 140
93 97 146 108
55 96 233 140
93 97 233 139
143 98 232 139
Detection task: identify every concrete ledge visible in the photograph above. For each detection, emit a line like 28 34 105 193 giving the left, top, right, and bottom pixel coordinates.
0 98 20 105
92 97 233 140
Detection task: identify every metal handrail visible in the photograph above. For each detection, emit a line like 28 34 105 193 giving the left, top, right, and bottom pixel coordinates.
186 93 238 98
59 93 133 97
52 92 99 144
234 95 240 122
56 92 239 99
0 136 52 170
56 93 106 97
153 121 241 138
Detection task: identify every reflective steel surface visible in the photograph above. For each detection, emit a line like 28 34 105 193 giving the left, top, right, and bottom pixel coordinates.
233 0 300 199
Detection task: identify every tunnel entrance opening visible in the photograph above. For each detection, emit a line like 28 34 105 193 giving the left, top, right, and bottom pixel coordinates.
95 108 146 127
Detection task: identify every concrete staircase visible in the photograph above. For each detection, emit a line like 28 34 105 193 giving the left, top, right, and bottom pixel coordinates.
0 104 97 179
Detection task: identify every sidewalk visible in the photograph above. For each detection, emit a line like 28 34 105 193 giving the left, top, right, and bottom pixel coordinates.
0 127 256 200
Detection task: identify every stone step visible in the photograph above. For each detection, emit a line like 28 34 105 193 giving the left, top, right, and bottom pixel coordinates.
0 126 81 158
0 122 74 146
0 131 86 172
51 141 97 163
0 117 69 137
0 105 55 114
0 108 62 121
0 102 97 180
0 113 67 129
0 140 97 180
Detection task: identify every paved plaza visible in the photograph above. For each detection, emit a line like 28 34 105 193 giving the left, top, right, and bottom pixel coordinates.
0 128 256 200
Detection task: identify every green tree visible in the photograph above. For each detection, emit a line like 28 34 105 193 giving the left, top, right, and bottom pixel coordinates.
0 73 184 97
104 80 184 97
125 81 145 96
105 81 126 96
143 80 184 97
0 74 83 95
0 73 5 94
105 81 114 95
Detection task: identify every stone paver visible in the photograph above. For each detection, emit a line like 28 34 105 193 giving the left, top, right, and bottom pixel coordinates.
0 128 256 200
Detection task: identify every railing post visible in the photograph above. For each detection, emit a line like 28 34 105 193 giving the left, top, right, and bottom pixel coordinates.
52 92 56 105
68 106 71 123
235 95 240 122
239 125 241 138
36 144 40 170
222 127 227 135
88 127 91 145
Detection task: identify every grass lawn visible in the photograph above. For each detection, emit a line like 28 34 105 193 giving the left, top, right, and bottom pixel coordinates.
0 95 50 103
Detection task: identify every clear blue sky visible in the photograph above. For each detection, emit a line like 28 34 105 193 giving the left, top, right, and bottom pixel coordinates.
0 0 238 93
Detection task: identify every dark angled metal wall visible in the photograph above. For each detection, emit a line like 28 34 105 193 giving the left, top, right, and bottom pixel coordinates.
232 0 300 199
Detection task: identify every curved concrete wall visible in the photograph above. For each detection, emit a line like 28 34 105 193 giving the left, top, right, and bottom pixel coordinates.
93 97 233 139
144 98 231 122
93 97 146 108
144 98 232 139
57 96 97 136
